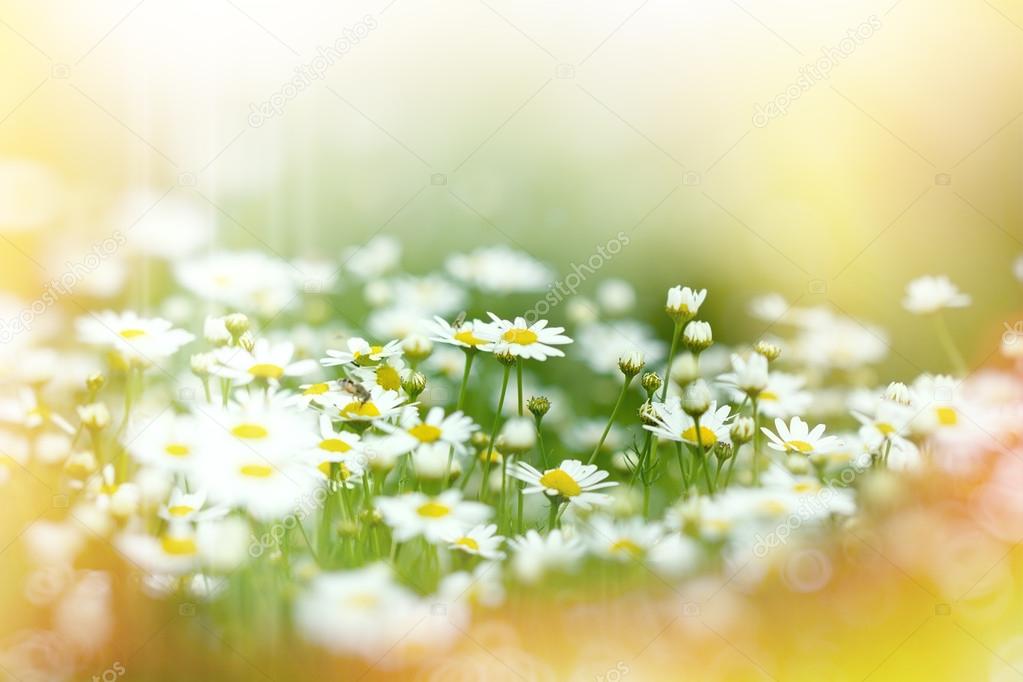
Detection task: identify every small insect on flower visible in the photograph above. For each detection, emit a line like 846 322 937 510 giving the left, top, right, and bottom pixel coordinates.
510 459 617 510
324 385 407 423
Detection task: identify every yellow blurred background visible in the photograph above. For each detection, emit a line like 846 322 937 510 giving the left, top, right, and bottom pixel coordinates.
1 0 1021 372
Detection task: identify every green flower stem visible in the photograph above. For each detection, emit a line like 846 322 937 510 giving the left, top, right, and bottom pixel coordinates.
587 375 633 465
752 397 762 486
933 312 968 375
456 349 475 412
675 441 688 495
659 320 685 402
480 364 512 502
693 415 715 495
516 358 524 417
534 417 549 469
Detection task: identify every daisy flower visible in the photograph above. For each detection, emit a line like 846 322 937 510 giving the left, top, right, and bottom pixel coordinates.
507 529 585 583
902 275 971 314
510 459 617 510
476 314 573 361
644 398 733 448
718 352 768 395
126 412 205 474
385 405 477 456
445 245 553 293
322 385 407 422
350 355 406 393
158 489 228 523
665 285 707 319
212 339 318 385
443 523 506 560
76 310 194 363
762 416 841 456
310 415 366 487
428 315 490 350
320 337 403 367
116 524 199 575
294 564 422 660
585 516 666 562
174 251 298 316
852 399 914 450
909 373 962 433
343 235 401 280
389 275 466 316
574 320 665 375
756 373 812 418
375 489 491 543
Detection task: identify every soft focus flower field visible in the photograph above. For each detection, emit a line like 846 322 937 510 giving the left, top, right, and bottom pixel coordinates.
2 229 1023 681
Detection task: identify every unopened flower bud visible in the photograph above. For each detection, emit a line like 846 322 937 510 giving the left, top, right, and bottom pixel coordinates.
786 454 810 475
77 403 111 431
237 332 256 353
499 417 535 453
639 400 659 425
640 372 662 396
85 372 105 394
883 381 912 406
401 371 427 400
470 432 491 450
714 441 734 461
753 340 782 362
683 321 713 353
665 285 706 323
681 380 711 417
618 351 645 378
64 450 98 479
670 352 700 386
401 334 433 362
190 352 217 377
495 351 517 366
224 313 250 339
359 508 383 526
527 396 551 420
729 416 755 445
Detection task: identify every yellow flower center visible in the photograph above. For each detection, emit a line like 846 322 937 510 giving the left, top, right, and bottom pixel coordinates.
610 538 643 557
479 448 502 463
681 425 718 446
318 461 352 479
164 443 190 457
161 535 197 556
232 423 269 439
455 537 480 551
876 422 896 436
539 469 581 497
167 505 195 517
248 363 285 380
346 593 379 609
936 406 957 426
304 382 330 395
792 481 818 493
784 440 813 453
409 423 442 443
454 330 486 346
341 401 380 418
760 499 788 515
239 464 274 478
502 328 538 345
119 328 146 338
416 501 451 518
759 391 779 401
319 438 351 453
376 365 401 391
